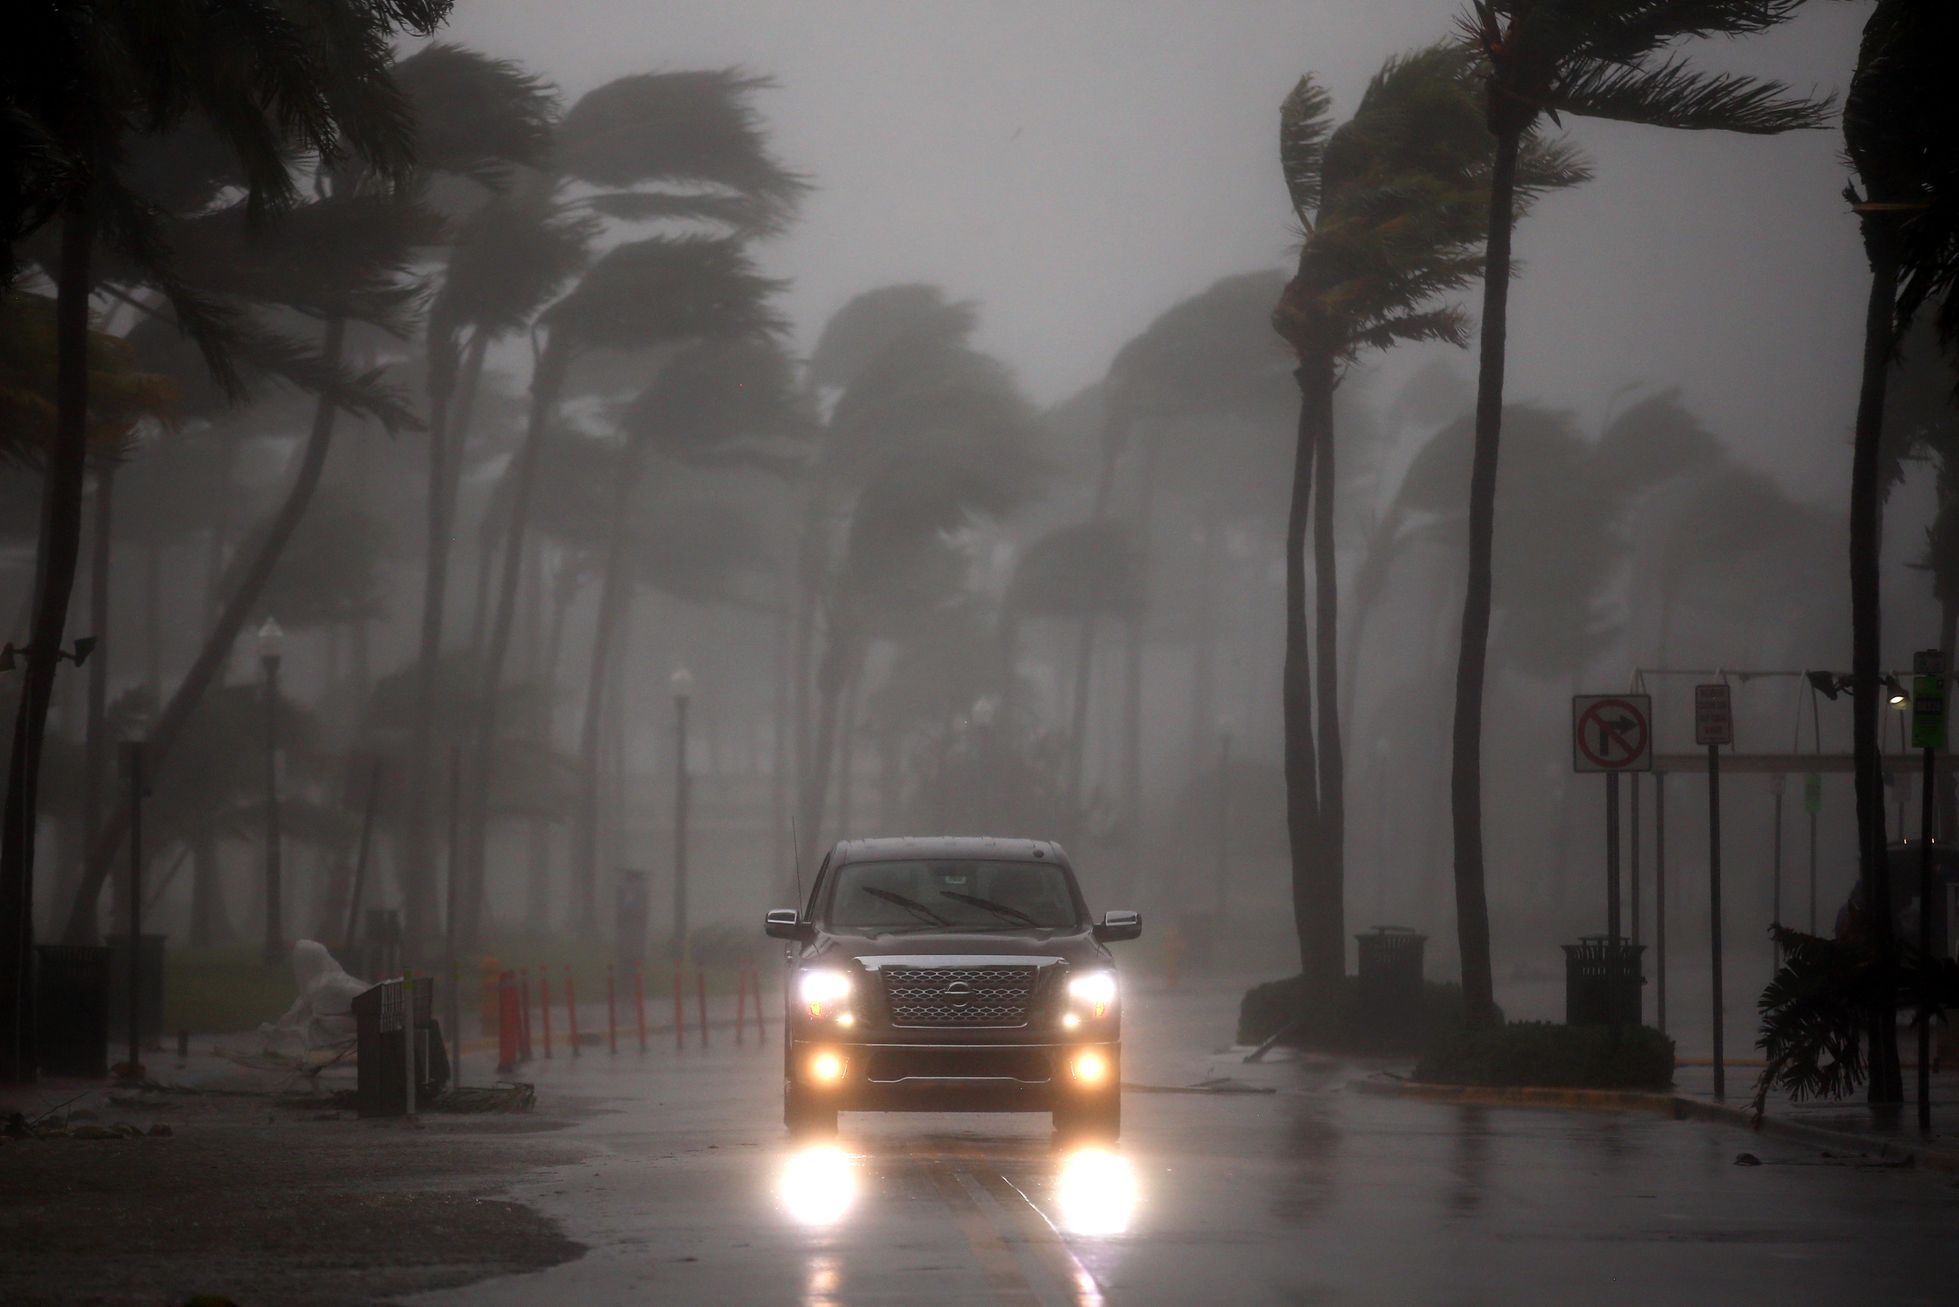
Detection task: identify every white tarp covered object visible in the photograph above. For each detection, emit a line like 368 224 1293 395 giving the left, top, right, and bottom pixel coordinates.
258 939 369 1061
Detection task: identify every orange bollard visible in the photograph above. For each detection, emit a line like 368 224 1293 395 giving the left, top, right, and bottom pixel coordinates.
606 964 618 1056
697 964 710 1049
565 965 581 1058
673 958 685 1051
752 964 767 1041
540 971 553 1059
735 968 748 1047
634 963 647 1053
518 968 533 1062
495 971 518 1074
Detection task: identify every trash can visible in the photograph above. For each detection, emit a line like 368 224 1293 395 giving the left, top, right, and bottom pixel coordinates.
106 932 166 1049
1356 926 1427 1021
352 976 448 1117
34 944 112 1077
1562 936 1645 1026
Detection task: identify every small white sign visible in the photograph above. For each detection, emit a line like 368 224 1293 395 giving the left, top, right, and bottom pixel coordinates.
1695 683 1734 748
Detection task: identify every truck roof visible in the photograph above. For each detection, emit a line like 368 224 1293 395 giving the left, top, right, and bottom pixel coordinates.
831 836 1070 866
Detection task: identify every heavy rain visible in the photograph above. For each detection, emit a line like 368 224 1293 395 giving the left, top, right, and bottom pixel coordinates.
1 2 1955 1304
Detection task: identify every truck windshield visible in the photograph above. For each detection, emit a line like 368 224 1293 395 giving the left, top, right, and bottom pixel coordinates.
824 859 1082 932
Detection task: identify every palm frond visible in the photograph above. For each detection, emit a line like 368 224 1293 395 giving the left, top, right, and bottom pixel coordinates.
545 233 787 354
1552 55 1832 134
391 43 558 188
1579 1 1810 67
1280 76 1336 221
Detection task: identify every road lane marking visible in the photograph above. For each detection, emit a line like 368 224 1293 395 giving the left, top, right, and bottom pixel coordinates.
914 1142 1045 1305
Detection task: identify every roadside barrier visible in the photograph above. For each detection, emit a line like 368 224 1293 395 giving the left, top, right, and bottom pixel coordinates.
539 970 553 1058
697 965 710 1048
495 970 520 1074
634 962 647 1052
673 959 685 1050
564 964 581 1057
606 964 619 1055
518 968 533 1062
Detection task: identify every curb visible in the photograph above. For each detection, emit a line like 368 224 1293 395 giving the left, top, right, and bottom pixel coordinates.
1350 1076 1959 1175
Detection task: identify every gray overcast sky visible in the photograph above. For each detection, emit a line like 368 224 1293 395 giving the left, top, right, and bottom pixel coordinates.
440 1 1872 504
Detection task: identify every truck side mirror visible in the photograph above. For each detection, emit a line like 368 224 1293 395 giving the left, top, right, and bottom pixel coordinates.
765 908 813 941
1094 909 1142 943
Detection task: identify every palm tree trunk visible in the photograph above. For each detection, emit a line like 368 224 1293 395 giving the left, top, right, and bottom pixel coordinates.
1119 436 1163 877
1312 366 1346 975
1850 225 1902 1104
458 331 569 946
1448 128 1520 1023
64 318 350 945
1187 525 1222 790
1285 358 1328 989
1065 437 1123 826
1 198 96 1079
142 528 162 696
400 326 481 944
187 829 227 946
836 667 861 837
799 625 860 867
79 466 113 911
572 441 644 939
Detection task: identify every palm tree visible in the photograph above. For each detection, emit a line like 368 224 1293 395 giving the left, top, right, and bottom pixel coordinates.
566 335 803 934
1270 45 1586 993
1840 0 1959 1103
453 70 803 942
1448 0 1826 1019
796 322 1045 868
2 0 450 1082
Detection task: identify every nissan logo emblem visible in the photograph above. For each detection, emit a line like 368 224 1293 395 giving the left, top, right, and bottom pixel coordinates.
943 980 973 1007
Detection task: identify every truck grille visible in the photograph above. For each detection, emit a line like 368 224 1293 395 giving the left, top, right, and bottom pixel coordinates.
880 965 1037 1028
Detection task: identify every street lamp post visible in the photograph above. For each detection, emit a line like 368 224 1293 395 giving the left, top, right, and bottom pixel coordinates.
257 617 285 965
670 667 694 960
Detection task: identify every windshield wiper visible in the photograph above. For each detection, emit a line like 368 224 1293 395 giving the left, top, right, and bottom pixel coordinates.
937 889 1041 927
860 886 949 927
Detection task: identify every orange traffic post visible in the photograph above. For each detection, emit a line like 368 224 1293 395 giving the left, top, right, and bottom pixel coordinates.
518 968 533 1062
696 964 710 1049
565 964 581 1058
606 964 618 1056
634 962 647 1053
735 967 748 1047
540 970 553 1059
495 971 518 1074
673 958 685 1051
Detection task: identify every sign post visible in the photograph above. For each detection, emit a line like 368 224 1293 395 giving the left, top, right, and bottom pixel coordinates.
1572 696 1652 1034
1695 683 1734 1100
1912 650 1946 1133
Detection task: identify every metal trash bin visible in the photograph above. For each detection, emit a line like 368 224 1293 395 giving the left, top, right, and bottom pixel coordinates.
1356 926 1427 1020
1562 936 1645 1026
35 944 112 1077
351 976 448 1117
106 932 166 1048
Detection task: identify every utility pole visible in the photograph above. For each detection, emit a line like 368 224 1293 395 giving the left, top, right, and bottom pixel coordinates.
1696 683 1733 1101
671 668 694 960
1911 649 1945 1134
257 618 286 965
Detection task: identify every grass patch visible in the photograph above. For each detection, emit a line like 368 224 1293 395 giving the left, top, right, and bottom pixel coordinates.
1237 974 1483 1055
1414 1020 1675 1091
163 948 294 1034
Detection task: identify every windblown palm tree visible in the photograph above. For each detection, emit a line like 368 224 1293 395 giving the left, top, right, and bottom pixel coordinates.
1269 44 1585 994
2 0 451 1082
1838 0 1959 1103
1448 0 1827 1019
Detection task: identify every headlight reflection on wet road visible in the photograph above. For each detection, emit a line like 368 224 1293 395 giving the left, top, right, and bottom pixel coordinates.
1052 1147 1139 1237
777 1145 859 1228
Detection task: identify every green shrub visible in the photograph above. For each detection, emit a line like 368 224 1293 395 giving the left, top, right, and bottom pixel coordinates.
1414 1020 1675 1090
1237 974 1484 1055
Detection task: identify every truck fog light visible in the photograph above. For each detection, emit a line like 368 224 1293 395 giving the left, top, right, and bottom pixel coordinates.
1071 1050 1109 1085
809 1050 847 1084
836 1012 856 1028
1061 1012 1082 1031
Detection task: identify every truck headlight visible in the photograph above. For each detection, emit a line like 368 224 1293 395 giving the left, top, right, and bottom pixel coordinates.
799 968 853 1020
1066 971 1117 1021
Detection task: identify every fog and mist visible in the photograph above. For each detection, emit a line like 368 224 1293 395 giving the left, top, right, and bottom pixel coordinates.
2 1 1946 1016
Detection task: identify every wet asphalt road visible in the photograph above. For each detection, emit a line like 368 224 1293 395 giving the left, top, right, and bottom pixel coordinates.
411 980 1957 1306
